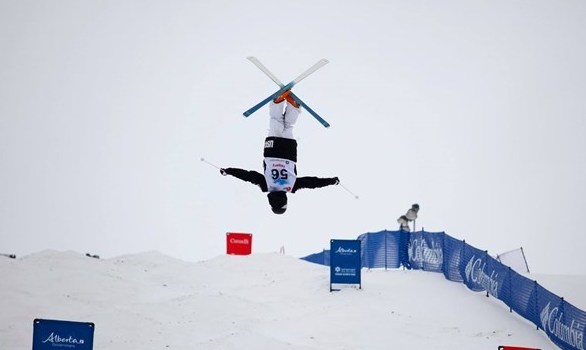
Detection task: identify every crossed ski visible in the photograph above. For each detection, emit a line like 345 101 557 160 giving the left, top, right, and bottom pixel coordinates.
243 57 331 128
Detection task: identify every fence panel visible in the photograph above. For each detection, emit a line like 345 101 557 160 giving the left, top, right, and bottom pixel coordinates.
443 235 464 282
301 230 586 350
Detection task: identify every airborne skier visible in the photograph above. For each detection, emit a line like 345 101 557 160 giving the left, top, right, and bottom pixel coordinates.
220 90 339 214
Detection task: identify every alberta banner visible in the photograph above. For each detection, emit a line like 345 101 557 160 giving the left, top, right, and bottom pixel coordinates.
33 319 94 350
330 239 361 291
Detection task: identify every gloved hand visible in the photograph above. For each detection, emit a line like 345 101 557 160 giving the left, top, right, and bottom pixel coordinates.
333 177 340 185
220 168 227 176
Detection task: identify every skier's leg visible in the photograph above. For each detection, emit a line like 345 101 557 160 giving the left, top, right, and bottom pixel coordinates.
282 104 301 139
268 101 285 137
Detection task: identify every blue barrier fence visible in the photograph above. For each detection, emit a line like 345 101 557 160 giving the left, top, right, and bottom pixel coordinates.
300 230 586 350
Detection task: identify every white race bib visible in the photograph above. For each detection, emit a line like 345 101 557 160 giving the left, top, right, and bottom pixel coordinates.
264 157 297 192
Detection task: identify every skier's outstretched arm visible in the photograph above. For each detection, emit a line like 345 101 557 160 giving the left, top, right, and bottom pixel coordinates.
293 176 339 192
220 167 267 191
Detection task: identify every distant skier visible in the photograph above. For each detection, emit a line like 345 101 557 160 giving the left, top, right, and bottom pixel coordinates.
220 90 339 214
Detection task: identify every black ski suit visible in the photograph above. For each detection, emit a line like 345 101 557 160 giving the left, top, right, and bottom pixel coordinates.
222 136 338 193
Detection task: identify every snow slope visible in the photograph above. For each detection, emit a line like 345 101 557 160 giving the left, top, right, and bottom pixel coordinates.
1 251 576 349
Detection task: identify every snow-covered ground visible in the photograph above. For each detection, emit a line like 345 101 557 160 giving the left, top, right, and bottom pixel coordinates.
2 251 581 349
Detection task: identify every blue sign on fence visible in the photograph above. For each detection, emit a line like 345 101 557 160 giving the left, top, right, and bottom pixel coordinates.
330 239 361 291
407 231 444 272
33 319 95 350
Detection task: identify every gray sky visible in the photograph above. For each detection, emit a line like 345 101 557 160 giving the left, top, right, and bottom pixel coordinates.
1 0 585 274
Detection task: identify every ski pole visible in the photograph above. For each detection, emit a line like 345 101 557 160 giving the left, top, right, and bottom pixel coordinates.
339 182 359 199
200 157 221 170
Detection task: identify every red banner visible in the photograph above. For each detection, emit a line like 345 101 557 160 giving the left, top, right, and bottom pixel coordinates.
226 232 253 255
499 346 541 350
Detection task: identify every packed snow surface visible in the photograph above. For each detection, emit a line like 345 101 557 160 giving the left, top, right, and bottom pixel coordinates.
2 251 583 349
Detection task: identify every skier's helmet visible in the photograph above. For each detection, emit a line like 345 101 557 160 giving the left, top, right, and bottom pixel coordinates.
268 191 288 215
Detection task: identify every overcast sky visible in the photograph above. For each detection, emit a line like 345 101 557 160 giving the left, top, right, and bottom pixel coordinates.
1 0 585 275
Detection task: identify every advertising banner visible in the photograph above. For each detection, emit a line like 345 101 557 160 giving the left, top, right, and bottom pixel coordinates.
330 239 361 291
408 231 444 272
33 319 94 350
226 232 253 255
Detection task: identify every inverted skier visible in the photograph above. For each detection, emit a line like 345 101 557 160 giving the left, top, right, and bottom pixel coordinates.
220 90 339 214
